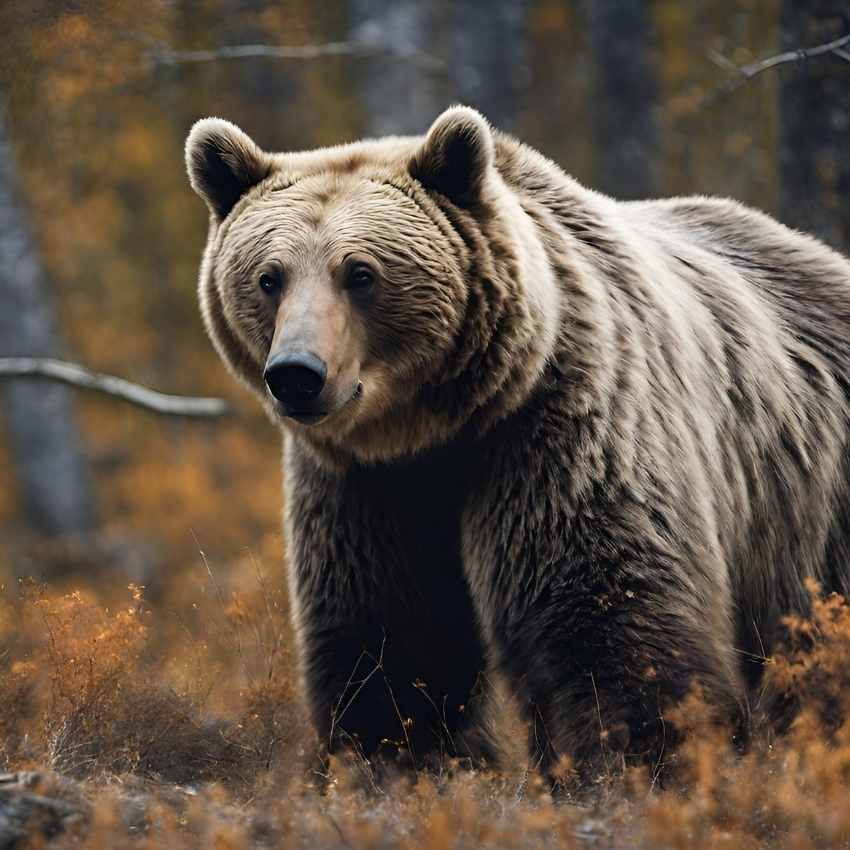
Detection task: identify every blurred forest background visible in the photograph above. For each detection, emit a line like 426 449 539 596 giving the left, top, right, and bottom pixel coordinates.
1 0 849 607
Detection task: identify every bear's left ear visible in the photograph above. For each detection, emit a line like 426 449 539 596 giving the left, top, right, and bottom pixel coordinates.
185 118 274 221
408 106 494 207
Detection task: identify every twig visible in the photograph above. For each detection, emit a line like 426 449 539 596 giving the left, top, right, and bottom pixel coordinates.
192 529 243 663
589 671 611 777
329 637 387 750
707 32 850 103
147 40 443 72
413 679 454 757
0 357 229 418
650 691 666 792
326 813 353 849
246 548 283 681
382 667 415 765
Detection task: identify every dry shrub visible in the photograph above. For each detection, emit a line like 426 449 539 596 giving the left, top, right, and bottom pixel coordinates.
633 583 850 850
0 658 38 767
4 577 850 848
31 584 238 782
766 578 850 736
0 575 305 790
0 590 39 767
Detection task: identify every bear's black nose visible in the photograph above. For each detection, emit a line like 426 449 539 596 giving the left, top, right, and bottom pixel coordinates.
264 352 327 406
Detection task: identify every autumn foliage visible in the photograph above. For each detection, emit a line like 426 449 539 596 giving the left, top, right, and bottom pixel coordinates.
2 571 850 848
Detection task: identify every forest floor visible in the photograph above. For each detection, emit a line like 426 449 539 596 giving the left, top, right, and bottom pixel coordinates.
3 562 850 850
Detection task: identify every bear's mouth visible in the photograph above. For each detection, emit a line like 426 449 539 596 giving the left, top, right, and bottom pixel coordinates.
279 380 363 427
286 410 327 425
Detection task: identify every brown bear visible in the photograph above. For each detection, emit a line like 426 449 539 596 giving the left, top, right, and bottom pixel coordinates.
185 105 850 780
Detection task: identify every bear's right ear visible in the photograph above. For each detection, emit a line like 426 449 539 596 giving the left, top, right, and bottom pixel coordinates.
185 118 273 221
408 106 494 208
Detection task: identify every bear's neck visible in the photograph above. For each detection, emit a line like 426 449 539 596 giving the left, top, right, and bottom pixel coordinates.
432 176 562 434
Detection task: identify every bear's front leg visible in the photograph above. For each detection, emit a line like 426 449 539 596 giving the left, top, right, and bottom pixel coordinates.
284 438 493 769
463 446 745 785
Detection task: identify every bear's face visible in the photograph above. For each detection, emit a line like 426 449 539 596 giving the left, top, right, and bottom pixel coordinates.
187 108 557 464
208 170 467 438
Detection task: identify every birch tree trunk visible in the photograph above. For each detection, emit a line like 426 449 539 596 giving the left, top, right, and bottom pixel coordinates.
0 102 94 537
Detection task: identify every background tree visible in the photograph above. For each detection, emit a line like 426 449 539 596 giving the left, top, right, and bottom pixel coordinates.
0 100 94 539
0 0 847 582
778 1 850 252
585 0 660 199
451 0 529 133
350 0 443 135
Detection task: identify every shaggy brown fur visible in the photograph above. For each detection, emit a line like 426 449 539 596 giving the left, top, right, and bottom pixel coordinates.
186 106 850 781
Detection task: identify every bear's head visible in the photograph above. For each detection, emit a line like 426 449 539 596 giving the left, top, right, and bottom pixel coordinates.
186 106 559 465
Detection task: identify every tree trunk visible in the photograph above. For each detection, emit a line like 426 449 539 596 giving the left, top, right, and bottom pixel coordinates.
451 0 529 133
350 0 445 136
350 0 529 137
586 0 660 199
0 101 94 537
778 1 850 252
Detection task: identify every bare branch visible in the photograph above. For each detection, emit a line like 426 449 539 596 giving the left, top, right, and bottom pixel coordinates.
147 40 443 72
707 32 850 104
0 358 229 418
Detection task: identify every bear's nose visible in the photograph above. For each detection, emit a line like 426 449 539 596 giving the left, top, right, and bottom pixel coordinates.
264 352 327 406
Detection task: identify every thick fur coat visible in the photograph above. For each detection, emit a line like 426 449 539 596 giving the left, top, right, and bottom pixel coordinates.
186 106 850 779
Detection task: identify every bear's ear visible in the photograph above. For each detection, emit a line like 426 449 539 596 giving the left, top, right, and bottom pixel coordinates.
185 118 273 221
408 106 494 207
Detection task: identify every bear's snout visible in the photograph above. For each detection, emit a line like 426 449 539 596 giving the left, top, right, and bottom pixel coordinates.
264 351 327 410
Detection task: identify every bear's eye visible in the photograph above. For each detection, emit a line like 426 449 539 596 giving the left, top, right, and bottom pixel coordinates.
346 263 376 291
258 272 280 296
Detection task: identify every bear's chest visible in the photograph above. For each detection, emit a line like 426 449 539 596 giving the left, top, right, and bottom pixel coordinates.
347 442 475 598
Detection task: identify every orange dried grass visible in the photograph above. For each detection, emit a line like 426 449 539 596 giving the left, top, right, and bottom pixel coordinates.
2 578 850 848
